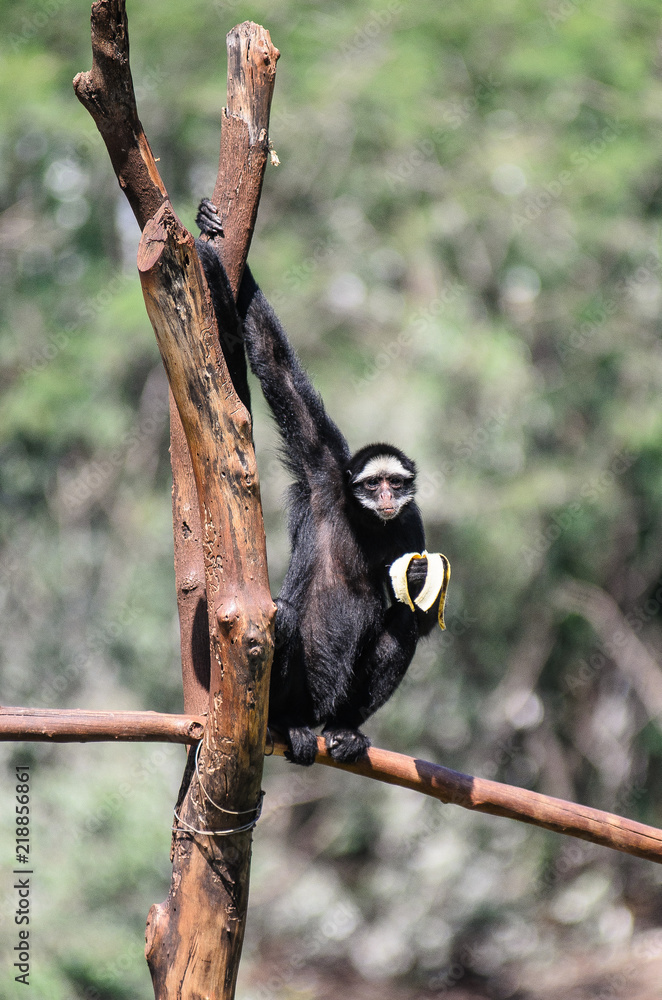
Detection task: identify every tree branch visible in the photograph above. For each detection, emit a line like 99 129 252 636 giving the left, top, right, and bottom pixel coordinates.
269 738 662 867
74 7 279 725
174 20 279 718
75 7 278 998
3 706 661 865
209 22 279 291
73 0 209 719
0 707 205 742
73 0 166 230
137 205 275 999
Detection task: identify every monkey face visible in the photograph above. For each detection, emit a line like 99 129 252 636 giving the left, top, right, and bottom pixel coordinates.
350 452 416 521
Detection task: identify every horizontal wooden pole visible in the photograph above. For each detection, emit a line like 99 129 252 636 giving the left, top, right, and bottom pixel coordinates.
2 706 661 864
0 707 205 743
269 737 662 866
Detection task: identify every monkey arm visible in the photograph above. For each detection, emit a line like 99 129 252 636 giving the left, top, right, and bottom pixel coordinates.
197 198 348 485
414 603 439 637
237 267 351 487
405 558 440 637
195 238 252 413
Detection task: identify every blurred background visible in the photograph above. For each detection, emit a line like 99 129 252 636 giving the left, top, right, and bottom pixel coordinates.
2 0 662 996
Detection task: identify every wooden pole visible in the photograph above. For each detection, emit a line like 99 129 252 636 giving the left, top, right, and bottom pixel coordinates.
138 205 275 998
75 7 279 725
3 706 662 866
75 6 279 997
270 738 662 867
171 21 279 720
0 707 205 742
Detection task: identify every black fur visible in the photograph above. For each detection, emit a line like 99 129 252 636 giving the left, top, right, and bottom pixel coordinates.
194 201 251 414
197 200 437 765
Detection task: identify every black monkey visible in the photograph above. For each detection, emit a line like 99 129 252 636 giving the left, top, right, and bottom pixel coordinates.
196 200 442 766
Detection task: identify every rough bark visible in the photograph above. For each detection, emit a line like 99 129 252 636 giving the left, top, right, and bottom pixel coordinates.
75 5 279 722
73 0 166 231
137 206 275 998
209 23 279 292
175 21 279 718
170 397 212 715
75 6 279 997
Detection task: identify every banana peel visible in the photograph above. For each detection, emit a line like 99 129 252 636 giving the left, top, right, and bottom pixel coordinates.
389 550 451 630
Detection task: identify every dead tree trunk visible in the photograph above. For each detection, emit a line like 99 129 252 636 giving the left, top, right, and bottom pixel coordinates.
172 23 279 721
139 204 274 998
75 5 279 997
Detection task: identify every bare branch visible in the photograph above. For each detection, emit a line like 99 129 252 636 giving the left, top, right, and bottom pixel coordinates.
138 204 274 999
209 22 280 290
0 707 204 743
174 20 279 718
73 0 166 230
269 737 662 866
75 9 278 997
4 706 661 866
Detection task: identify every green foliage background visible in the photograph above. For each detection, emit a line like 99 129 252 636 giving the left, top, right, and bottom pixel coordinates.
2 0 662 996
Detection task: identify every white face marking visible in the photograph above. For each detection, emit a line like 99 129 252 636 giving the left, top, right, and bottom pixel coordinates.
352 454 415 521
352 454 413 484
355 494 410 520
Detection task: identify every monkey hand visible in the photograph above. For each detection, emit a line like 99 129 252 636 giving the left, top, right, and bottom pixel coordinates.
196 197 224 238
390 551 451 629
406 556 428 598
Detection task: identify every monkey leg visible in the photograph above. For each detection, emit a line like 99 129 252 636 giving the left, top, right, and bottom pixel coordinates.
327 605 418 750
273 597 299 654
268 600 320 766
284 725 319 766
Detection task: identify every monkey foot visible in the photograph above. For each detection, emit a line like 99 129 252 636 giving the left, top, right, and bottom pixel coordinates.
284 726 319 766
323 727 371 763
196 197 224 237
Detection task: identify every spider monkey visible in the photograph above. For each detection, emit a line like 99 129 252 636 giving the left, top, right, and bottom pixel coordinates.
196 200 439 766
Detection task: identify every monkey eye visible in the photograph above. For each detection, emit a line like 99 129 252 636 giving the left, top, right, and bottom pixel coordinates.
364 478 380 490
390 477 404 490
